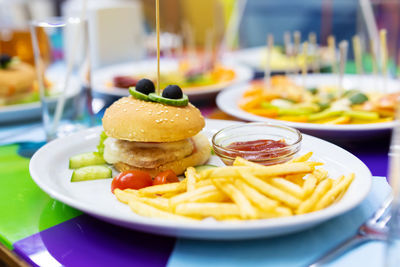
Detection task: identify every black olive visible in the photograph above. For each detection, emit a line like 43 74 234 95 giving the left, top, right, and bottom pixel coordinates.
162 85 183 99
0 54 12 68
135 78 155 95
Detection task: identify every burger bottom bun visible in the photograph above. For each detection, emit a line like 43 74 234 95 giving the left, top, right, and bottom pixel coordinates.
114 133 211 176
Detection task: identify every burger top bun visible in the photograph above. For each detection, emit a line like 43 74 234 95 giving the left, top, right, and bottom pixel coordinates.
102 96 205 142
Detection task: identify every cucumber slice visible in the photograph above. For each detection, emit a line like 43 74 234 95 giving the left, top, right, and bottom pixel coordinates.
129 87 150 101
148 93 189 106
194 164 218 172
349 92 368 105
71 165 112 182
308 110 343 121
344 110 379 120
69 152 106 169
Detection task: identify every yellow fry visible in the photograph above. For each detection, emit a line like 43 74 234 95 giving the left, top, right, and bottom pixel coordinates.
203 162 318 179
285 173 306 186
238 170 301 208
314 174 355 211
234 179 278 211
302 174 317 198
128 198 197 221
114 189 138 204
169 185 217 207
185 167 198 192
195 179 214 188
139 180 186 196
175 202 240 219
190 190 229 203
312 169 328 182
213 179 258 219
259 206 293 218
296 179 332 214
289 152 313 163
269 177 304 199
233 157 260 167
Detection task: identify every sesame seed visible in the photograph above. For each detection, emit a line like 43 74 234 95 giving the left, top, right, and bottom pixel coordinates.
185 117 189 120
175 114 179 117
123 108 127 112
140 129 144 133
170 119 174 122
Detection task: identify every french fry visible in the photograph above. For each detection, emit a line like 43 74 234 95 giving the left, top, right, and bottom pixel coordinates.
302 174 317 198
114 189 138 204
234 179 278 211
314 174 355 211
296 179 332 214
169 185 218 207
175 202 241 218
113 153 354 222
115 189 171 211
289 152 313 163
185 167 198 192
312 169 328 182
203 162 319 179
269 177 304 199
128 198 197 221
238 170 301 208
213 179 258 219
139 180 186 196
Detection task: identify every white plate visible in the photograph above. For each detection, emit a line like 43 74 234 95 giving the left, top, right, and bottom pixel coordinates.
30 119 371 240
217 74 399 139
92 59 253 99
227 46 331 73
0 72 80 124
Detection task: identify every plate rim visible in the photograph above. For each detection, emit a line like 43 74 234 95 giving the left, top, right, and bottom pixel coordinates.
29 119 372 236
216 74 398 131
92 59 253 97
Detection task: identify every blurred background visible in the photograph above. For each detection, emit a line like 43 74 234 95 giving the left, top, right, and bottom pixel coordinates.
1 0 399 68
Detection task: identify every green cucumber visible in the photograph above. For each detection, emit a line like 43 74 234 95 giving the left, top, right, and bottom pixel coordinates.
69 152 106 169
349 92 368 105
344 110 379 120
71 165 112 182
308 110 343 121
148 93 189 106
129 87 150 101
194 164 218 172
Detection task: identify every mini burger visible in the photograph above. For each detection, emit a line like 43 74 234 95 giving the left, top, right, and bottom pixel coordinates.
101 79 210 176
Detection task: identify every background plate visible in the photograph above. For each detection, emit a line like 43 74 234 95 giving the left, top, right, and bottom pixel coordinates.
217 74 399 139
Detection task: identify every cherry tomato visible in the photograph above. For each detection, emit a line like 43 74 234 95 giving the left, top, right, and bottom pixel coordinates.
153 170 179 185
111 170 153 193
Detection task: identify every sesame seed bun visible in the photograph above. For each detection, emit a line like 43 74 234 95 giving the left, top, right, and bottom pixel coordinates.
102 96 205 142
113 132 211 176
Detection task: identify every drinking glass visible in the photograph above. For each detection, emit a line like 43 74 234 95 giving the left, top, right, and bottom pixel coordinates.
30 16 94 141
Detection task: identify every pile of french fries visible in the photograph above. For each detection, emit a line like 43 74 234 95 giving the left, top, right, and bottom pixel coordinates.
114 152 354 221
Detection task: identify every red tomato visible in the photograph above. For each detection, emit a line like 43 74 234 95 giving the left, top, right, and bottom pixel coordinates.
153 170 179 185
111 170 153 193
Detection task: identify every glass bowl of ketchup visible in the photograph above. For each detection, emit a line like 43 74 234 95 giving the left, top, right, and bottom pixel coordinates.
212 122 302 166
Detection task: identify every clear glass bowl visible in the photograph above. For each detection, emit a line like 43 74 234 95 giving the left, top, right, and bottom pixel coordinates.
212 122 302 166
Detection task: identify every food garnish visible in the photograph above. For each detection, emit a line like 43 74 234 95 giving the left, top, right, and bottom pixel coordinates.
239 76 396 124
71 165 112 182
111 170 153 193
114 152 354 221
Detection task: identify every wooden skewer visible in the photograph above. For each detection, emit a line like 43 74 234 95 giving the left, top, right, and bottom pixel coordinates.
380 29 388 92
308 32 319 73
302 42 308 87
327 35 337 73
370 39 378 75
284 31 292 75
156 0 161 95
338 40 348 95
293 31 301 73
352 35 363 74
264 34 274 87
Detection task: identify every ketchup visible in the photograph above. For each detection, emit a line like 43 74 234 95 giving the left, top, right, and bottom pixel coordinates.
225 139 288 161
